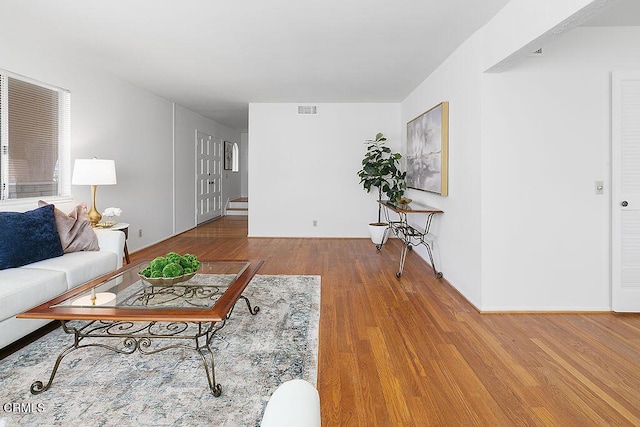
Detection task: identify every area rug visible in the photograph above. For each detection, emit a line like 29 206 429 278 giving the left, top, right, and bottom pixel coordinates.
0 275 320 427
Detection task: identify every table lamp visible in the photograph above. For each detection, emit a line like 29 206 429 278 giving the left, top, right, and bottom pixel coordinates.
71 158 117 226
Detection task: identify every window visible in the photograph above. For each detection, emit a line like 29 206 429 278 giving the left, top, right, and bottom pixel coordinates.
232 142 239 172
0 70 70 201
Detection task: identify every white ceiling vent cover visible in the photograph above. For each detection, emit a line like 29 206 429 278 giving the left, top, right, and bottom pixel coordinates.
297 105 317 115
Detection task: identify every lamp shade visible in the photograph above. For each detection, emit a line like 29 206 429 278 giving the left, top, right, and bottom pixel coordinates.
71 159 117 185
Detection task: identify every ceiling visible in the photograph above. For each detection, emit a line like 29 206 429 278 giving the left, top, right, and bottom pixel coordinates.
582 0 640 26
2 1 637 132
1 0 513 131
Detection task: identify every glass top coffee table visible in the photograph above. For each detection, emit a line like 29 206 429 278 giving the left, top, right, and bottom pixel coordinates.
18 259 264 396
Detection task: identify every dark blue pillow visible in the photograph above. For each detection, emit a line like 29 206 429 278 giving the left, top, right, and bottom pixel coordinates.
0 204 64 270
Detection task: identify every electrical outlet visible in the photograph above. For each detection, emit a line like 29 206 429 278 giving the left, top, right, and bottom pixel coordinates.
312 220 317 227
138 229 143 238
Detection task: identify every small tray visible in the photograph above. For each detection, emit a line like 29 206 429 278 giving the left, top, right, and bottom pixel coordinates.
138 271 197 286
95 221 117 228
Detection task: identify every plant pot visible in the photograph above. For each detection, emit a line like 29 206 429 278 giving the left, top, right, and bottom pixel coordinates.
368 223 389 245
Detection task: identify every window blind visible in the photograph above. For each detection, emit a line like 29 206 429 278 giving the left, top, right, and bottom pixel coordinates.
0 71 70 200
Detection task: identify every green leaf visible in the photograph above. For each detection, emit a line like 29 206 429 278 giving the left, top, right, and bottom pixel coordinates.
359 132 406 202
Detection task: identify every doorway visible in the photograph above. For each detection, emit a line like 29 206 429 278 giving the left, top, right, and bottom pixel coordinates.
195 131 222 224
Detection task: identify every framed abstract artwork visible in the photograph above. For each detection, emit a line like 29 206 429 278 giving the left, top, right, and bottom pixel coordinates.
224 141 233 170
406 101 449 196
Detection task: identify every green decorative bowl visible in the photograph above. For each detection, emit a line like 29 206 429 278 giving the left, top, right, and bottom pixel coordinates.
138 270 197 286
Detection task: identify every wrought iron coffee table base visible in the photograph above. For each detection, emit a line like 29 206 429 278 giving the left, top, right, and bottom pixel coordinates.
30 295 259 396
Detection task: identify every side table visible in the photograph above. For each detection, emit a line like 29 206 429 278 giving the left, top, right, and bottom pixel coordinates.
108 222 130 264
377 201 443 278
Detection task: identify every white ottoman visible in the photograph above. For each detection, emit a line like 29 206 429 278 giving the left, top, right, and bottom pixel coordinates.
260 379 321 427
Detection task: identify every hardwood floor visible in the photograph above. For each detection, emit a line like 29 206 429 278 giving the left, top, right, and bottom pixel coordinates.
131 216 640 426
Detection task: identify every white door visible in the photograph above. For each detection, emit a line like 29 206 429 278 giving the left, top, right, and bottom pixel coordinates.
612 72 640 312
196 132 222 224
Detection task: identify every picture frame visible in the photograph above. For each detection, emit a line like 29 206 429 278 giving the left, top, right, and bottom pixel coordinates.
406 101 449 196
223 141 233 170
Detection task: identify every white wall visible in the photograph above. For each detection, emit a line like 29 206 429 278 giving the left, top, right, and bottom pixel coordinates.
401 35 485 306
174 105 241 234
73 74 174 253
0 42 175 252
399 0 629 311
241 132 249 198
481 26 640 310
248 103 400 237
0 40 239 251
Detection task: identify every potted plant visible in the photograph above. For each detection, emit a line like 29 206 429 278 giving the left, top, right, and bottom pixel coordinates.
357 132 406 245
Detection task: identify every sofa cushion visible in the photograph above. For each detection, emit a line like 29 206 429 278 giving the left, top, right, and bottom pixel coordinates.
38 201 100 253
0 268 67 322
25 251 117 290
0 205 64 270
26 251 118 289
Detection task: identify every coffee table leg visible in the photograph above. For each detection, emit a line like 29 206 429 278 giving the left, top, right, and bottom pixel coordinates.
195 335 222 396
238 295 260 315
30 321 80 394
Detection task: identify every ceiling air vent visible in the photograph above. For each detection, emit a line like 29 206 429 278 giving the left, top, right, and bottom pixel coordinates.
297 105 317 115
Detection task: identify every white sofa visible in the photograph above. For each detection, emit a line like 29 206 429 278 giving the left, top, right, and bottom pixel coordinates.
0 228 125 349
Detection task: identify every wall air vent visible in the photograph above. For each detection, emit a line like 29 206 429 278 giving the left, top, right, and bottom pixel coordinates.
297 105 317 115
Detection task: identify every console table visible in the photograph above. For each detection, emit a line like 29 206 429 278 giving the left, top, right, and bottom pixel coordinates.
377 200 443 278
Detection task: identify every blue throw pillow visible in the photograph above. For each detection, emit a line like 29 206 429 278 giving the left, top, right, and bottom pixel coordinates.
0 204 64 270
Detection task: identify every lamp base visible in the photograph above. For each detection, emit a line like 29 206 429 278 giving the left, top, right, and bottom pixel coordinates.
88 207 102 227
88 184 102 227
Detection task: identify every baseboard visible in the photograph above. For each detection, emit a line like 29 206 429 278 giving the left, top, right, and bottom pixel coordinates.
479 307 613 313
